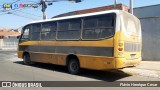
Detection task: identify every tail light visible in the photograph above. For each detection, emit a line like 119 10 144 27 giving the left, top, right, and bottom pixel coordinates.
118 42 124 56
118 48 123 51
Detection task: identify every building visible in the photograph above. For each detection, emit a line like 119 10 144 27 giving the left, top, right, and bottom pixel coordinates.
52 4 129 18
134 4 160 61
0 28 20 50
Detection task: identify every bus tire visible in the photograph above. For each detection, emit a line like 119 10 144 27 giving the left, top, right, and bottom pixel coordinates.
67 58 80 74
23 53 32 65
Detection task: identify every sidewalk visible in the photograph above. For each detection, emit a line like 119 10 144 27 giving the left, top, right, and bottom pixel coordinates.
121 61 160 79
136 61 160 71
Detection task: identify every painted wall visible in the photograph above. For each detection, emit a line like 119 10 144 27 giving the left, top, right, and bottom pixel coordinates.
133 4 160 61
134 4 160 18
140 17 160 61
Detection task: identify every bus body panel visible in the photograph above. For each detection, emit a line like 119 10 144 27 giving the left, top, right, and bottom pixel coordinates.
121 11 142 61
115 58 141 68
78 55 115 70
113 11 142 68
18 41 39 60
18 10 142 71
18 38 115 70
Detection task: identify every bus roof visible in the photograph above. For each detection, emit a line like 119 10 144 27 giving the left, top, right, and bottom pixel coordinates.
28 10 122 25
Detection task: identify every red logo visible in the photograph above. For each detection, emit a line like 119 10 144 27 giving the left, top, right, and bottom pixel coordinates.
19 4 23 8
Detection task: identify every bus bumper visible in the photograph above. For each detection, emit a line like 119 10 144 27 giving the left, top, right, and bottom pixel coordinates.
17 51 23 59
115 57 142 69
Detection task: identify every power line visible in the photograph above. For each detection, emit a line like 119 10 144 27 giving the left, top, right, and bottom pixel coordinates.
15 10 42 18
0 9 42 20
0 7 21 13
18 0 40 3
46 0 69 2
11 12 39 20
0 0 83 20
0 8 23 15
0 0 20 4
11 0 21 4
0 0 42 20
0 7 42 20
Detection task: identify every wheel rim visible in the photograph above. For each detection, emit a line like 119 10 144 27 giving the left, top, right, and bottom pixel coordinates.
70 62 78 72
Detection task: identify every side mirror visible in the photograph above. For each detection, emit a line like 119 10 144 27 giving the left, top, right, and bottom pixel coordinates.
17 36 20 39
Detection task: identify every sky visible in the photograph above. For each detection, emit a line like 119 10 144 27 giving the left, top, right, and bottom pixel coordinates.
0 0 160 29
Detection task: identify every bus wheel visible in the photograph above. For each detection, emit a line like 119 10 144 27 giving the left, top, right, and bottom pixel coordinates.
67 58 80 74
23 53 32 65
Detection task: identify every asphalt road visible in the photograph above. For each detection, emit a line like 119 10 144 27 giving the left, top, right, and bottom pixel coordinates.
0 51 159 90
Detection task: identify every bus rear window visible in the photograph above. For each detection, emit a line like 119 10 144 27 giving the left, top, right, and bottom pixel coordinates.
122 13 141 37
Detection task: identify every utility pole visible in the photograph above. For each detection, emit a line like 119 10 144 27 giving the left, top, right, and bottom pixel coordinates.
41 0 47 20
40 0 82 20
114 0 117 9
130 0 133 14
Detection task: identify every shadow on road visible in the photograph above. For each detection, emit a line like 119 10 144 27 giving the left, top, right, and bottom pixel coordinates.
14 61 131 82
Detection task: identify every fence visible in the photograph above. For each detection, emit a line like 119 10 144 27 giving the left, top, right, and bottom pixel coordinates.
0 36 18 50
0 42 18 50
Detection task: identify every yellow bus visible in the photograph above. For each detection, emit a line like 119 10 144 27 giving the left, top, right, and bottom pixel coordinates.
18 10 142 74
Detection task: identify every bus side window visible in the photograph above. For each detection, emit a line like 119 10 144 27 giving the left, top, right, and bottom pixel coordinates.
20 25 30 42
41 22 57 40
82 17 97 39
57 19 81 40
82 14 115 40
30 24 41 40
98 15 115 38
